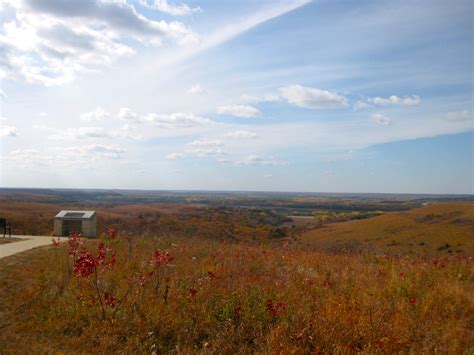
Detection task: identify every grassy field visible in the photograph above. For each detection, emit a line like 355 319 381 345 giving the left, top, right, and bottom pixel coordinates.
0 201 472 352
0 231 472 352
301 202 474 256
0 237 23 245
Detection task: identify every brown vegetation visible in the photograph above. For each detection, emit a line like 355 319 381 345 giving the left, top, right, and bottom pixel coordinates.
301 203 474 256
0 233 472 353
0 200 472 352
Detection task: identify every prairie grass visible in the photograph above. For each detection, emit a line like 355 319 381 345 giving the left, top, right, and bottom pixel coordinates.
302 202 474 255
0 233 472 353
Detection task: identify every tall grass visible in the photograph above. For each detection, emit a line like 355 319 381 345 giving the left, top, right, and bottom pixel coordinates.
0 232 472 353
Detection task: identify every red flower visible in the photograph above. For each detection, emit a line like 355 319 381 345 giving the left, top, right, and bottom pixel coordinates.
106 227 117 239
139 271 154 286
266 299 285 317
151 250 174 266
189 288 198 298
96 243 106 264
104 291 116 307
73 252 96 278
107 252 116 268
67 232 83 256
52 238 60 247
409 297 417 305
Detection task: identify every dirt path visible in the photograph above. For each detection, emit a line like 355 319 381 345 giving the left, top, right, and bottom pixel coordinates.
0 235 68 259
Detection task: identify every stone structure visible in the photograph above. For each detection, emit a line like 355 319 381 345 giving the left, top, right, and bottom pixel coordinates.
54 210 97 237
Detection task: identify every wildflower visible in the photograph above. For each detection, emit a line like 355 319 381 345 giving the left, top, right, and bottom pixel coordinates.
68 231 83 256
139 271 154 286
266 299 285 317
409 297 417 305
398 272 406 279
73 252 96 278
106 227 117 239
104 291 116 307
151 250 174 266
52 238 61 247
189 288 198 298
96 243 106 264
207 271 216 280
107 252 116 268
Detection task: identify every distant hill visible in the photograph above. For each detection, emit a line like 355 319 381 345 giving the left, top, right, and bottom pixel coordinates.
300 202 474 255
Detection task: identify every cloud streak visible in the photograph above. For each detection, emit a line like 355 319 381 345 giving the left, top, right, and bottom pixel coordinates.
217 104 261 118
367 95 420 106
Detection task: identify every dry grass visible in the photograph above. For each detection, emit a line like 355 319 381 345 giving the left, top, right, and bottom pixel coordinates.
0 233 472 353
301 202 474 255
0 200 185 236
0 237 23 245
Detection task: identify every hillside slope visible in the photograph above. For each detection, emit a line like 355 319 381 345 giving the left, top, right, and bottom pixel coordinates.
301 202 474 255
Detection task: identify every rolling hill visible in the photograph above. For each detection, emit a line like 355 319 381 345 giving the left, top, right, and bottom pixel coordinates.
300 202 474 255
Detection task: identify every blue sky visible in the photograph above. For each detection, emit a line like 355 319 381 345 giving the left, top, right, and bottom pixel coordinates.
0 0 472 193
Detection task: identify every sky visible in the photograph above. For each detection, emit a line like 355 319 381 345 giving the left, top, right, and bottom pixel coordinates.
0 0 472 194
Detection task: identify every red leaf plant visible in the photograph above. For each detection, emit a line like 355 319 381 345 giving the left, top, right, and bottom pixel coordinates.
151 250 174 266
266 299 285 318
106 227 117 239
66 232 177 321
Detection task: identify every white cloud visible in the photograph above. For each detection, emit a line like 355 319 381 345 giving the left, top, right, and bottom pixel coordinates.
223 130 258 139
139 0 201 16
76 143 125 159
189 139 222 147
187 83 204 94
53 144 126 161
279 85 347 109
42 124 142 141
166 152 185 160
186 147 228 158
144 112 213 128
201 0 310 51
0 125 18 137
236 155 288 166
353 100 372 111
367 95 420 106
48 126 108 140
217 104 261 118
242 85 347 110
371 113 392 125
115 123 143 140
0 0 198 86
117 107 140 122
445 110 473 122
22 0 196 41
8 148 39 161
78 107 213 129
241 93 280 103
81 107 110 122
0 88 6 100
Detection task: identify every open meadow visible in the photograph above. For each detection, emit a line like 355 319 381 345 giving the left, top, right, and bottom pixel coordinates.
0 196 472 353
302 202 474 256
